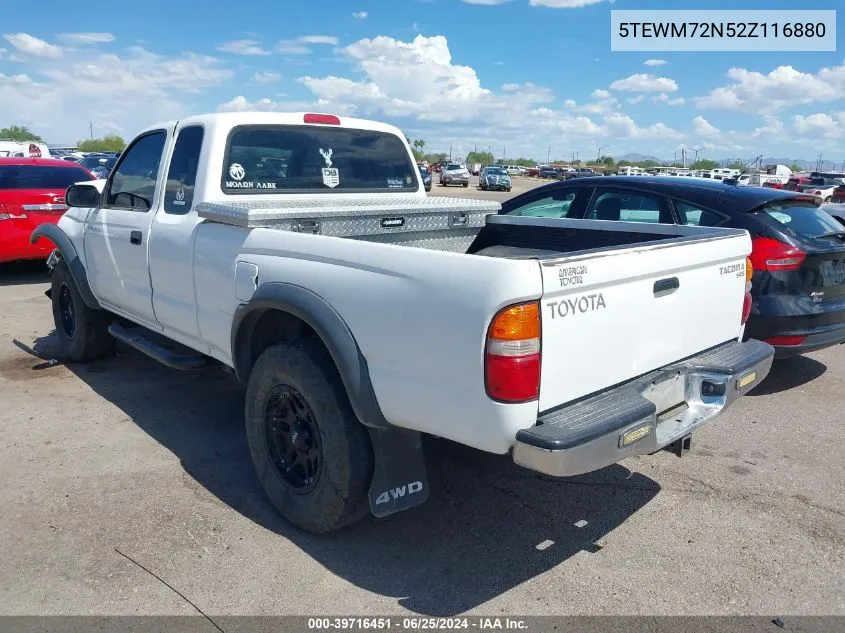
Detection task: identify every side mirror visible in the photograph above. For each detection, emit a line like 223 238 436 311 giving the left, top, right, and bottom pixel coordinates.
66 183 101 208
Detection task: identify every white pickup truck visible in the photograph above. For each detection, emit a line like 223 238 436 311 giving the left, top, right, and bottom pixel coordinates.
31 112 774 533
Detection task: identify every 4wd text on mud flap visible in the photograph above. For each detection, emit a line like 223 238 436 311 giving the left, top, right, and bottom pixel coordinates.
546 293 606 319
374 481 424 505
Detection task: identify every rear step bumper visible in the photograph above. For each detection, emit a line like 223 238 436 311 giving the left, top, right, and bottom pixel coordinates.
513 339 774 477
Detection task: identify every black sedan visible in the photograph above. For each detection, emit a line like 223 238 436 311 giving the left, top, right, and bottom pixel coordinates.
499 176 845 358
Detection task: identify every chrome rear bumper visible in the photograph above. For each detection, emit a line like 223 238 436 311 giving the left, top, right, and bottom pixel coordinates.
513 339 774 477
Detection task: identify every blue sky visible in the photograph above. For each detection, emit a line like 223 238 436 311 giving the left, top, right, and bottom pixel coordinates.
1 0 844 163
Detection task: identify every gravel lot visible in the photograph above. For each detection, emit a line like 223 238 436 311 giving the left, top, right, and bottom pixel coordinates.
1 190 844 617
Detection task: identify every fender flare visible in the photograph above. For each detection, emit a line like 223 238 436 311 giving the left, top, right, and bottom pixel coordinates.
231 282 391 429
29 224 101 310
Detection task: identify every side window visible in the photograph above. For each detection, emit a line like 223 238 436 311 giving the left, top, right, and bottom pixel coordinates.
587 189 666 223
164 126 204 215
106 131 167 211
505 191 578 218
674 200 727 227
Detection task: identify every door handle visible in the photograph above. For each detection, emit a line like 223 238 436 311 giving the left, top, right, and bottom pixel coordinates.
130 231 142 245
654 277 680 295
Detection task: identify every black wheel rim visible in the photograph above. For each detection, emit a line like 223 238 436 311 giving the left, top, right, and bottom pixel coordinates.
263 385 322 494
58 283 75 338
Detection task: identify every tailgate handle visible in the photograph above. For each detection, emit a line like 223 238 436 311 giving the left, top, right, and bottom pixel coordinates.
654 277 679 295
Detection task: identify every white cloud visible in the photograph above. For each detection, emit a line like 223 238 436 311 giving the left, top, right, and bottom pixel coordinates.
57 33 115 45
644 59 666 66
252 71 281 84
529 0 606 7
1 46 231 142
591 88 611 99
3 33 63 59
299 35 339 45
695 63 845 112
750 115 784 138
216 39 269 56
462 0 514 4
791 113 841 139
276 40 312 55
563 99 576 108
627 95 644 105
693 116 719 137
603 113 681 139
352 11 369 19
652 93 684 106
610 74 678 92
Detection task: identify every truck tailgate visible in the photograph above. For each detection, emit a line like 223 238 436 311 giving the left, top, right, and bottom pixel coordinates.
538 230 751 412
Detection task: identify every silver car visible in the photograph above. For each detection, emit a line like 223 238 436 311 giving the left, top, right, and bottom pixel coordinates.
440 163 470 187
479 166 512 192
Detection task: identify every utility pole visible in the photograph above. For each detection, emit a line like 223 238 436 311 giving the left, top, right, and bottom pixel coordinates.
547 147 551 164
596 146 605 164
89 122 93 141
692 147 702 166
449 140 452 161
673 151 677 166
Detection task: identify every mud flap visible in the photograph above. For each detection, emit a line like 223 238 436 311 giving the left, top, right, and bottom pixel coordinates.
367 427 429 518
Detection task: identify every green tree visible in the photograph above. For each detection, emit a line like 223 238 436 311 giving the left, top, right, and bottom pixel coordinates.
639 159 660 169
597 155 615 167
78 134 126 153
424 152 447 165
789 162 802 172
466 151 495 165
726 160 745 170
691 159 719 170
512 157 536 167
0 125 44 142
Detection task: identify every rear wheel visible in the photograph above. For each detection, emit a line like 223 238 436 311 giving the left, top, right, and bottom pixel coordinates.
825 196 832 203
244 339 374 533
463 182 469 187
51 261 115 362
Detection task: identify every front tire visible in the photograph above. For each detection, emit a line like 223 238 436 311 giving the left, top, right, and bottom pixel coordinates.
245 340 374 533
51 261 115 362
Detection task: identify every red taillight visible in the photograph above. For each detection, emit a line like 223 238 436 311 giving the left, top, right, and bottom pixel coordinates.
765 335 807 346
749 236 806 272
741 291 752 324
485 301 541 403
303 113 340 125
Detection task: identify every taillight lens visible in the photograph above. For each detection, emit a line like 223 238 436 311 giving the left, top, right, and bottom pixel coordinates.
485 301 541 403
749 236 806 272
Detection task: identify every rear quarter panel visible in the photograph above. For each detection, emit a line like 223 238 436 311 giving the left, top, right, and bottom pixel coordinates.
193 223 543 453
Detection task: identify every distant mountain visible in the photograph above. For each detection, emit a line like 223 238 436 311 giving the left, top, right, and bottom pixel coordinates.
616 153 662 163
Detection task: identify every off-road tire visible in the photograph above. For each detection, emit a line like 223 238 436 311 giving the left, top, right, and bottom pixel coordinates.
245 339 374 533
51 261 115 362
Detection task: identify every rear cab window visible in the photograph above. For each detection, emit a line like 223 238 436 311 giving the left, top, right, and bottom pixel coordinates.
222 125 417 194
0 165 94 189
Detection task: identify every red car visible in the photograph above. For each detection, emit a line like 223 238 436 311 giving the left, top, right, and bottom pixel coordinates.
831 184 845 203
1 158 95 263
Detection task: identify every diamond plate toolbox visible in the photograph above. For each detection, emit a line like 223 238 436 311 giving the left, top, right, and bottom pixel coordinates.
196 195 501 239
